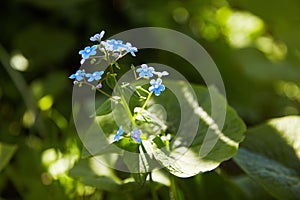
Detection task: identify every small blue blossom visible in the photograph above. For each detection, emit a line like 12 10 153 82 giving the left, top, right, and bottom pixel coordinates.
131 128 142 143
136 64 154 78
96 83 102 89
90 30 105 42
101 40 138 56
80 59 85 65
69 70 85 81
124 42 138 56
102 39 125 51
85 71 104 82
153 71 169 78
79 45 97 59
114 126 124 141
149 78 165 96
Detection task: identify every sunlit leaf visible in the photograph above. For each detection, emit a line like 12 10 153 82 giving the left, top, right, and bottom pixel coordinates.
234 116 300 200
145 81 246 177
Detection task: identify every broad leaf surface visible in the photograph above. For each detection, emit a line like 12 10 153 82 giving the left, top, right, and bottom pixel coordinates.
234 116 300 200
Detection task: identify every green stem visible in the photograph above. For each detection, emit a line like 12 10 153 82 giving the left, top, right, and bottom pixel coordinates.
82 81 112 98
170 175 182 200
113 76 136 127
133 92 153 121
103 47 114 73
136 86 150 94
149 173 159 200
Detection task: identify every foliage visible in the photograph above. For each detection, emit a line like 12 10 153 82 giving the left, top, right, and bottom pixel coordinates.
0 0 299 199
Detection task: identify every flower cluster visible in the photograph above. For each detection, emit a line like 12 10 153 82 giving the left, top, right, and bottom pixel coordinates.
70 29 169 145
135 64 169 96
70 30 138 86
77 30 138 65
101 39 138 57
69 69 104 84
114 126 142 143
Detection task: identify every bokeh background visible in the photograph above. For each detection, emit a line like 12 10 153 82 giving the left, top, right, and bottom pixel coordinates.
1 0 299 199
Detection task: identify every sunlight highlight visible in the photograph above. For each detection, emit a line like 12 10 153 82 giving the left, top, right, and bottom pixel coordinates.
222 9 264 48
173 7 189 24
10 53 29 71
275 81 300 103
256 36 287 60
38 95 54 111
182 86 238 158
22 110 35 127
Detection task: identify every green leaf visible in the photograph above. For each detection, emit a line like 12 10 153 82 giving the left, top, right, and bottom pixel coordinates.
0 143 17 172
105 72 117 89
82 81 246 177
147 81 246 177
112 62 120 69
115 138 139 153
123 145 158 174
69 157 121 192
81 143 122 159
234 116 300 200
95 98 113 116
134 106 167 130
233 176 275 200
175 172 249 200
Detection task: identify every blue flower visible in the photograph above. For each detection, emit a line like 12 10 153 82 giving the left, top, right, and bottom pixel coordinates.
101 40 138 56
69 70 85 81
124 42 138 56
153 71 169 78
102 39 125 51
114 126 124 141
79 45 97 59
80 59 85 65
131 128 142 143
90 30 105 42
136 64 154 78
85 71 104 82
149 78 165 96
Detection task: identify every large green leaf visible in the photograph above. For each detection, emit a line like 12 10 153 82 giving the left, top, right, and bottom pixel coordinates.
234 116 300 200
69 157 121 191
0 143 17 172
143 81 246 177
82 81 246 177
175 172 249 200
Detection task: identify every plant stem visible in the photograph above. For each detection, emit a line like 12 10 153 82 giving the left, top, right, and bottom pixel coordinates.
133 92 153 121
113 76 136 127
82 81 112 98
149 173 159 200
170 175 182 200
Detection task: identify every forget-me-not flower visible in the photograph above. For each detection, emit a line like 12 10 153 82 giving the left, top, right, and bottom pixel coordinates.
136 64 154 78
101 39 138 57
153 71 169 78
79 45 97 59
149 78 165 96
102 39 125 51
85 71 104 82
90 30 105 42
131 128 142 143
114 126 124 141
124 42 138 56
69 70 85 81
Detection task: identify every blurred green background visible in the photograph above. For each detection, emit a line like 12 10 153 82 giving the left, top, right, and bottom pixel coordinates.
1 0 299 199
